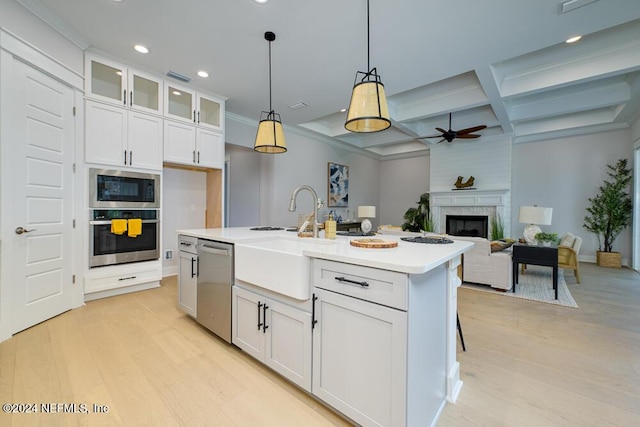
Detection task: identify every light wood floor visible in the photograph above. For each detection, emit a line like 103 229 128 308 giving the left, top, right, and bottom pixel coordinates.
0 262 638 426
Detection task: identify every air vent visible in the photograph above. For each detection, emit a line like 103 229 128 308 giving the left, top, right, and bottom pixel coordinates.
558 0 598 14
166 70 191 83
289 101 309 110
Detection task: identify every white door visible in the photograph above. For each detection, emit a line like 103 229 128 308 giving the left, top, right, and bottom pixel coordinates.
9 60 75 334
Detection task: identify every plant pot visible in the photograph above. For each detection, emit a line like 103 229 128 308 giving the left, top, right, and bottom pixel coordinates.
542 241 551 247
596 251 622 268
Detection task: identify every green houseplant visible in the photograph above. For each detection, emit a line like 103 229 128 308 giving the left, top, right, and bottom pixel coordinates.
583 158 632 267
490 214 505 240
402 192 435 232
534 232 559 246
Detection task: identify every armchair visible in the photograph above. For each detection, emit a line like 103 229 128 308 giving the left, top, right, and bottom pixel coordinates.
558 232 582 283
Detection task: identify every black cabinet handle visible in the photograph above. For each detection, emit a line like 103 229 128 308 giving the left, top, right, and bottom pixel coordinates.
335 276 369 287
118 276 137 281
197 111 200 124
193 110 196 122
123 89 126 105
190 257 196 278
257 302 263 330
130 90 133 107
124 150 127 165
193 150 196 163
197 151 200 164
311 294 318 329
196 256 199 277
262 303 269 333
129 151 132 166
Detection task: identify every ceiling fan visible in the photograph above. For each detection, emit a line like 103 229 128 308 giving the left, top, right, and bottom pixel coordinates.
419 113 487 143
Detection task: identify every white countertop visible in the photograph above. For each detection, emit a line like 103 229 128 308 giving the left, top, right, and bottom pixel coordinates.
177 227 474 275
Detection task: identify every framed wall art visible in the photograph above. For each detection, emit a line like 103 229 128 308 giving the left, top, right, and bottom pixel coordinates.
327 162 349 207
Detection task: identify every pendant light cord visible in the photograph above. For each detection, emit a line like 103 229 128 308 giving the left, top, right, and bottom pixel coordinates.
268 38 273 114
366 0 370 72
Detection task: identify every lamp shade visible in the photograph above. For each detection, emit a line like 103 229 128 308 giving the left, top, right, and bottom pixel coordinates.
345 72 391 133
358 205 376 218
254 112 287 154
518 206 552 225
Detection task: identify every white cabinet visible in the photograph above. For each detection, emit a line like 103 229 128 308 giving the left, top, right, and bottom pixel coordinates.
232 286 312 391
85 100 163 170
178 235 198 317
164 120 224 169
85 54 162 115
311 259 448 427
84 261 162 299
164 83 224 131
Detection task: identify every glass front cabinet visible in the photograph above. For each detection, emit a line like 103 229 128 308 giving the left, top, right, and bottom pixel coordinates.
165 83 225 131
85 54 163 115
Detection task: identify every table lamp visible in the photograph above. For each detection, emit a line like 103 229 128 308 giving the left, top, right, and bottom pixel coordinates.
518 205 552 244
358 205 376 234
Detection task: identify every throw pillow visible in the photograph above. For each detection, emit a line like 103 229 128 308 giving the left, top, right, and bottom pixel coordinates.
490 240 514 253
559 233 576 248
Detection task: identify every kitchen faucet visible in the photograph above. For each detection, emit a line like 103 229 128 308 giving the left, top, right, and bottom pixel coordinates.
288 185 323 238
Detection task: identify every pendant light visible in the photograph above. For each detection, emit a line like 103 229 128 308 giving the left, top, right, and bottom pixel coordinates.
254 31 287 153
344 0 391 133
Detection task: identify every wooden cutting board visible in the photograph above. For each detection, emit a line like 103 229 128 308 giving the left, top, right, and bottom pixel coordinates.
350 238 398 249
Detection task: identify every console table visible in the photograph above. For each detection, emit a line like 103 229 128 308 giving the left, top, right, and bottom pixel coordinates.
512 243 558 299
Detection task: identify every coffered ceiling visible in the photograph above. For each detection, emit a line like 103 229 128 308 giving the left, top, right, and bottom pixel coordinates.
19 0 640 158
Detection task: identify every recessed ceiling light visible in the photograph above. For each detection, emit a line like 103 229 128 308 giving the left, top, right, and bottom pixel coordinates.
254 0 269 3
340 108 347 113
565 35 582 43
134 44 149 54
197 71 209 78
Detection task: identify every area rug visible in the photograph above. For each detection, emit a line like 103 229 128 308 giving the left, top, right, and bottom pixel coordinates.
461 265 579 308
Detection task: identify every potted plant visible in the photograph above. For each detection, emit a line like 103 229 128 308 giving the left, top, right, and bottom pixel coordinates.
490 214 505 240
402 192 435 232
583 158 632 268
535 232 559 246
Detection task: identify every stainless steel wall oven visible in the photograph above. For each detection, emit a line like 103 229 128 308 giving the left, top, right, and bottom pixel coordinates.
89 209 160 268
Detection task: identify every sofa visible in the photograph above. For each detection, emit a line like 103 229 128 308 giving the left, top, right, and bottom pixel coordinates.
451 236 513 291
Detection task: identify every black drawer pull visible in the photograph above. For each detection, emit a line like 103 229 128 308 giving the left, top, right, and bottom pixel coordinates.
335 276 369 287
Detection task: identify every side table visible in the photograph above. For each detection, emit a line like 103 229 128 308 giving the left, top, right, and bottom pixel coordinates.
512 243 558 299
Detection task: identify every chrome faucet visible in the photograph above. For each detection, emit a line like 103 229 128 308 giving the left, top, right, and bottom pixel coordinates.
288 185 323 238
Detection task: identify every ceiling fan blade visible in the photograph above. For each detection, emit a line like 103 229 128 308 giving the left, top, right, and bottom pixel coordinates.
418 134 444 139
435 138 446 144
456 125 487 135
435 127 448 134
456 134 482 139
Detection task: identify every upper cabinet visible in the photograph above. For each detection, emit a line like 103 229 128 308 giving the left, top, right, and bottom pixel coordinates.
164 83 225 131
85 54 163 115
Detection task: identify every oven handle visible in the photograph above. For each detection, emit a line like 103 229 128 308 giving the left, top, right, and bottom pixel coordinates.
89 219 160 225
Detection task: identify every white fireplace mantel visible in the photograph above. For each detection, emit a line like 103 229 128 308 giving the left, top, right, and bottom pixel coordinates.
430 189 511 237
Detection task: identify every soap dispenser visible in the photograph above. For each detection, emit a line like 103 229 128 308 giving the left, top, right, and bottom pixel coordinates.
324 212 336 240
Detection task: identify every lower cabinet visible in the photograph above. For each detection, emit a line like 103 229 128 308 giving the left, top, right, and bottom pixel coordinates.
232 285 312 391
311 287 408 427
178 250 197 317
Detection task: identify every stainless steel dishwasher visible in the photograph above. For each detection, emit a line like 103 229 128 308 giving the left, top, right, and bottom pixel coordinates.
196 239 233 343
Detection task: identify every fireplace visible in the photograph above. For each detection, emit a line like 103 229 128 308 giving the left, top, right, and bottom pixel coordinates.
446 215 488 238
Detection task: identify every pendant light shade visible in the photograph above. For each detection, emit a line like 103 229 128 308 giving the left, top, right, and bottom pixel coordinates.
345 0 391 133
255 111 286 153
254 31 287 153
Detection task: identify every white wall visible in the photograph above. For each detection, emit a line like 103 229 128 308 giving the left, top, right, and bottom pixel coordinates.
226 117 381 229
162 167 207 276
0 0 83 74
511 129 633 262
379 155 430 226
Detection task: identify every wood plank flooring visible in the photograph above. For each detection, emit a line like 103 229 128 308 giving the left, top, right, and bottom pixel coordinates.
0 262 638 426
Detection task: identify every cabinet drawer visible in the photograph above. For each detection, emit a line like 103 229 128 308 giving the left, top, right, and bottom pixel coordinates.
313 259 408 310
85 264 161 294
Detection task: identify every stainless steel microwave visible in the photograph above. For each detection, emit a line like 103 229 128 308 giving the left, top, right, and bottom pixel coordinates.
89 168 160 208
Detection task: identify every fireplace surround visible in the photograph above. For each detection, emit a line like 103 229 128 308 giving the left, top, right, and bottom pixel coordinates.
430 189 511 237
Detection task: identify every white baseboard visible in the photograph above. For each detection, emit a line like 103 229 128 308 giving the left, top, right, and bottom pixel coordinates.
163 266 178 277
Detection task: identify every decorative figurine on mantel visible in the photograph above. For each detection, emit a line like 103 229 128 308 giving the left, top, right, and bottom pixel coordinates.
454 175 475 190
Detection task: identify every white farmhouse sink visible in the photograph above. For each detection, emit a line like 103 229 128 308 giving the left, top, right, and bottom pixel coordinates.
235 237 339 300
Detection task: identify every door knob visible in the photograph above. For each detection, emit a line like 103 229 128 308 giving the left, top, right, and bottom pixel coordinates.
15 226 36 235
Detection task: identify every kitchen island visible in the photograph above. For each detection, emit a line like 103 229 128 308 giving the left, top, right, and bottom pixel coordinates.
177 227 473 427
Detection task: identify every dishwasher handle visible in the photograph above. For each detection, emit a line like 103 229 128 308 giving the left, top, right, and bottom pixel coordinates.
197 244 232 257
